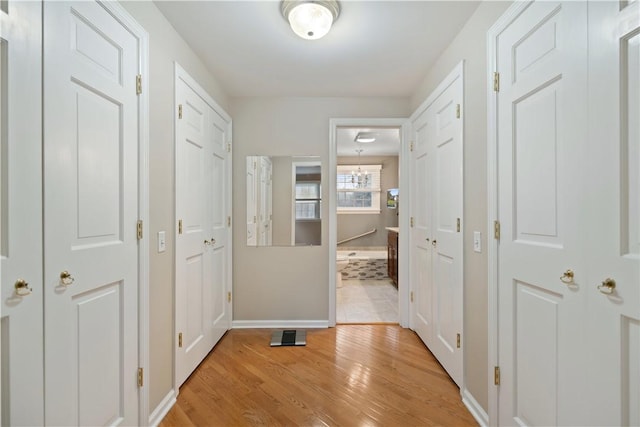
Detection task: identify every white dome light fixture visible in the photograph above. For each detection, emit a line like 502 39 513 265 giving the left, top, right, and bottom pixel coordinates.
281 0 340 40
355 132 376 143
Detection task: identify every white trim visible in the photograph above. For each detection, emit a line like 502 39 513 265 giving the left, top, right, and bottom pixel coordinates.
409 61 464 122
462 388 489 427
328 118 409 328
148 389 177 427
232 320 330 329
99 2 150 424
486 3 532 426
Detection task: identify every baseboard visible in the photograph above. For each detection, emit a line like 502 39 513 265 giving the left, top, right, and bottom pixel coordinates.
231 320 330 329
461 388 489 427
148 388 177 427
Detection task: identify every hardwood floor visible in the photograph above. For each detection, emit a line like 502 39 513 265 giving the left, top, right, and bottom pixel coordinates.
160 325 477 426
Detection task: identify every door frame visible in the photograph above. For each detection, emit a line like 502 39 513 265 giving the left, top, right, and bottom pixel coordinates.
328 118 410 327
486 2 533 425
173 62 233 396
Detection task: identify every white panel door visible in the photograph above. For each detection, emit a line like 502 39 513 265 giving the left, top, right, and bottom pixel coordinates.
430 76 463 386
496 2 589 424
208 106 231 348
0 2 43 425
410 107 433 345
43 2 140 425
587 2 640 425
175 77 213 387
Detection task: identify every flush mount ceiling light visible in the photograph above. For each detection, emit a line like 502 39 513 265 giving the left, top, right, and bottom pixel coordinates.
281 0 340 40
354 132 376 143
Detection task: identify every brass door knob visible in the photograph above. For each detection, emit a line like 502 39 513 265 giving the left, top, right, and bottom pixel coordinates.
14 279 32 296
560 269 574 284
60 271 75 286
597 278 616 295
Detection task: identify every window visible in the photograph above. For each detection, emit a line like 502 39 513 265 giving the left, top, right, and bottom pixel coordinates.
295 181 321 220
337 165 382 214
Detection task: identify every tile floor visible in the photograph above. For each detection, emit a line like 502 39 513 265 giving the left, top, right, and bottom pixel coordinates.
336 279 399 323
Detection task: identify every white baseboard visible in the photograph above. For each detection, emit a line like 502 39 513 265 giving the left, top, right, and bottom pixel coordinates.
231 320 330 329
462 388 489 427
149 388 177 427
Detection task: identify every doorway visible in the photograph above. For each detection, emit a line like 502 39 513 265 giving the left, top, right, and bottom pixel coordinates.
328 119 410 327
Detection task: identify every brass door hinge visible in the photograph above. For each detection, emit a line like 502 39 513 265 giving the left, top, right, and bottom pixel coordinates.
456 218 461 233
494 220 500 240
456 104 461 119
456 333 461 348
494 366 501 385
493 72 500 92
227 291 231 303
410 291 414 303
136 74 142 95
178 104 183 119
410 141 414 152
137 367 144 387
228 216 232 227
178 332 183 348
178 219 183 235
410 217 414 228
137 220 143 240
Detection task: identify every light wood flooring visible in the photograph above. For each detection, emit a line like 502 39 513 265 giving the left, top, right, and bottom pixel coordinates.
160 325 477 426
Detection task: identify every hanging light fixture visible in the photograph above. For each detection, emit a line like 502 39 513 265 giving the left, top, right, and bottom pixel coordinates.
354 132 376 143
281 0 340 40
351 148 370 188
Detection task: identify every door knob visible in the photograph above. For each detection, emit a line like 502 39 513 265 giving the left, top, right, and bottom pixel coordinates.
204 239 211 245
211 238 216 245
431 240 437 247
597 278 616 294
560 269 574 284
60 271 75 286
14 279 32 296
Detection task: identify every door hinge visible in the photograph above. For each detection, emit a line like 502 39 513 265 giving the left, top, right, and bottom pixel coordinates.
178 219 183 235
494 220 500 240
410 291 414 303
136 74 142 95
227 291 231 303
137 220 143 240
178 104 183 119
493 72 500 92
410 217 414 228
410 141 414 152
228 216 232 227
456 333 461 348
456 104 461 119
137 367 144 387
178 332 183 348
227 142 231 153
456 217 461 233
494 366 501 385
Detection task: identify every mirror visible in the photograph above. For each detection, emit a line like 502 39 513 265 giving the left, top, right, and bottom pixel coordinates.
246 156 321 247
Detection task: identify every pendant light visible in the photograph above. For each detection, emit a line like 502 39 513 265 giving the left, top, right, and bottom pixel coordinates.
351 148 369 188
281 0 340 40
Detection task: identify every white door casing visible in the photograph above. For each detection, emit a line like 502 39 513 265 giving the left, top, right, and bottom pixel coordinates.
409 63 464 387
0 2 43 425
44 1 141 425
175 64 232 388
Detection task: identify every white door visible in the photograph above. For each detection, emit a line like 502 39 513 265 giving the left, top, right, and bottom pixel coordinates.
175 77 214 386
429 76 463 386
410 105 434 347
495 2 589 424
208 106 232 348
0 2 43 425
587 2 640 425
410 65 464 386
43 1 141 425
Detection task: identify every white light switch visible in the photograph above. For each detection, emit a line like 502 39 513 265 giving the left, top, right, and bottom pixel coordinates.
473 231 482 253
158 231 166 253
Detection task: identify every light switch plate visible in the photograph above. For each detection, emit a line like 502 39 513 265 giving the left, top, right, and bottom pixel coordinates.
473 231 482 253
158 231 166 253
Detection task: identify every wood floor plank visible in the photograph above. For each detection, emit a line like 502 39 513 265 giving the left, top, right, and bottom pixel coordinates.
160 325 477 427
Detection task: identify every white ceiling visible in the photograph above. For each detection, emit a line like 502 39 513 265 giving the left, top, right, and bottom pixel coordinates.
154 0 480 97
336 127 400 156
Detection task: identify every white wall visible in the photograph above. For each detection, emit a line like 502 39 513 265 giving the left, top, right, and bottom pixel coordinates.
229 97 409 321
410 0 512 412
119 0 230 413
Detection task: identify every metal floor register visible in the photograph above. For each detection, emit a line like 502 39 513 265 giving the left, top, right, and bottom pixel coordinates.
270 329 306 347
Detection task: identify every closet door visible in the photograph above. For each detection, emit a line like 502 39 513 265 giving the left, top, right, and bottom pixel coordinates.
44 2 141 424
0 2 43 425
